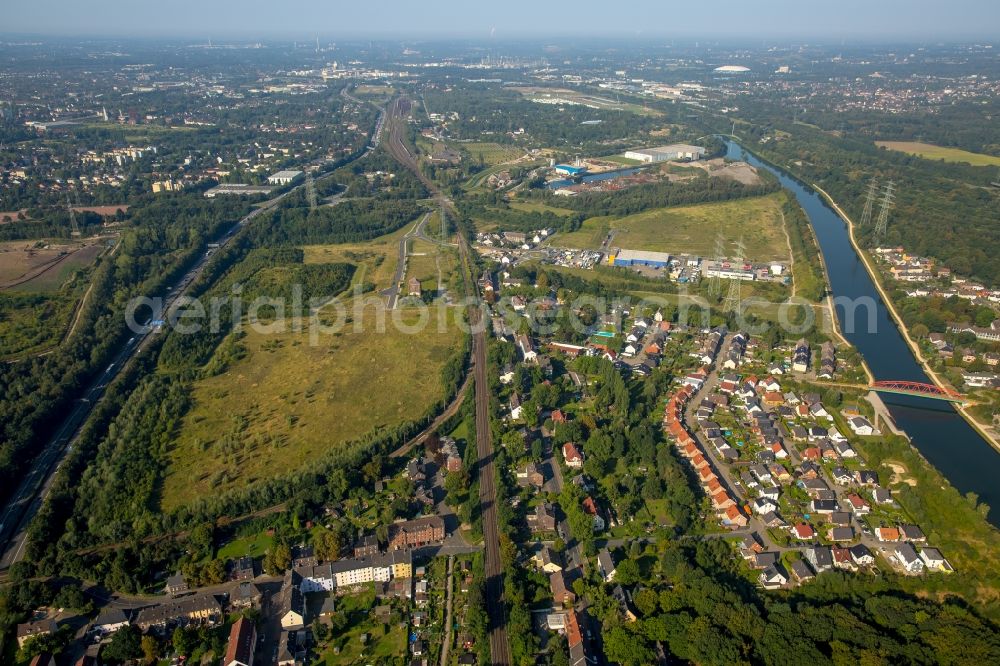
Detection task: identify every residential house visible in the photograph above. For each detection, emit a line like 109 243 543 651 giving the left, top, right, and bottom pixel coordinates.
790 559 815 583
231 582 263 610
532 502 557 532
562 442 584 468
17 619 56 649
165 572 189 596
847 416 875 436
900 524 926 542
509 392 523 420
387 516 445 550
277 571 306 630
791 523 816 540
92 608 130 636
805 546 833 573
550 571 576 607
876 526 901 542
920 548 952 572
582 496 605 531
850 544 875 567
228 556 255 582
516 462 545 489
532 547 563 573
223 617 256 666
136 593 223 632
516 334 537 362
895 543 925 574
597 549 617 582
759 565 788 589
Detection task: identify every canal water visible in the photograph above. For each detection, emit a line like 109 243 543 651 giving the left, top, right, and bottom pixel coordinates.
725 140 1000 527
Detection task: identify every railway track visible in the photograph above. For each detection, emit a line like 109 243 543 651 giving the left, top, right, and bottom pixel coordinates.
384 97 512 664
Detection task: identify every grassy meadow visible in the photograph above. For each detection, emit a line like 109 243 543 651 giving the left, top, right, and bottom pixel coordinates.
556 194 789 261
875 141 1000 167
160 306 465 510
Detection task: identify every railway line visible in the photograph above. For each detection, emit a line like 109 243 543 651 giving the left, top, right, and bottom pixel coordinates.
383 96 512 665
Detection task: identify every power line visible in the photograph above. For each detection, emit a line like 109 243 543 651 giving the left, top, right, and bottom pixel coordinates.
723 236 746 315
708 234 724 297
860 177 879 229
874 180 895 243
305 170 318 210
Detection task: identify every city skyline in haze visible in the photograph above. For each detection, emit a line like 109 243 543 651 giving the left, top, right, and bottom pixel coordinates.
4 0 1000 41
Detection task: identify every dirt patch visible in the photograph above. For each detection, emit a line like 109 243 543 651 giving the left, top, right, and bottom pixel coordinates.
689 158 762 185
0 240 106 290
885 460 917 487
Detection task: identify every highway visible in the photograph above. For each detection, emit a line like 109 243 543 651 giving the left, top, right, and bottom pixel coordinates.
0 104 385 571
383 97 512 664
0 192 286 570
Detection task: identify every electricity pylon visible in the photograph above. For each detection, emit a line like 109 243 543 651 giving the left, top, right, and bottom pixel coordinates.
874 180 895 243
860 177 879 229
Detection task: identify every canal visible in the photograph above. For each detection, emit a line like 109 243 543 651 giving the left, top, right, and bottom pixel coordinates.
725 139 1000 528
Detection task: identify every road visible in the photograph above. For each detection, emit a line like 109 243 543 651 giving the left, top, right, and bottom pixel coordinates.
383 211 431 310
383 96 512 665
0 108 385 571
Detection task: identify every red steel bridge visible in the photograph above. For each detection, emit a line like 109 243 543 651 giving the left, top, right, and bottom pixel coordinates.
870 380 967 403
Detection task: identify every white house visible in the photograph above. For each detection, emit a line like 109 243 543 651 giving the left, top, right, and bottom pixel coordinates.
894 544 925 574
847 416 875 436
759 565 787 589
919 548 951 572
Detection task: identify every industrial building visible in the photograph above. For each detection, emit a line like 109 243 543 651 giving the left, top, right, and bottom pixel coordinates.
623 144 706 163
267 169 304 185
609 249 672 268
703 260 757 281
554 164 587 176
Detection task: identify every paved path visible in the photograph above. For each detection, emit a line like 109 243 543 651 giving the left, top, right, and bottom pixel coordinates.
440 555 455 666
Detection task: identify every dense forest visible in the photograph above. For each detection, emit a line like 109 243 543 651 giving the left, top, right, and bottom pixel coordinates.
251 199 423 247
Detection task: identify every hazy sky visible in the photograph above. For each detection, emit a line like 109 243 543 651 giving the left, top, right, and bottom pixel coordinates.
4 0 999 40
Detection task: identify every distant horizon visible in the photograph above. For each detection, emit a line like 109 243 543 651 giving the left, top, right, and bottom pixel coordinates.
1 33 998 48
5 0 1000 42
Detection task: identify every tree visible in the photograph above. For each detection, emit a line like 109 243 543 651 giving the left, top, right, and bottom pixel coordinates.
313 527 342 562
614 558 641 585
975 308 996 328
141 635 159 664
173 626 194 657
603 626 654 666
53 583 89 611
103 625 143 663
263 542 291 574
911 323 929 339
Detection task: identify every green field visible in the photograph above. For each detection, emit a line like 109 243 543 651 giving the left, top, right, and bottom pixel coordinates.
556 194 789 261
457 141 523 166
302 223 411 292
875 141 1000 167
216 532 275 560
160 306 465 510
406 238 458 295
0 292 77 358
603 155 645 166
